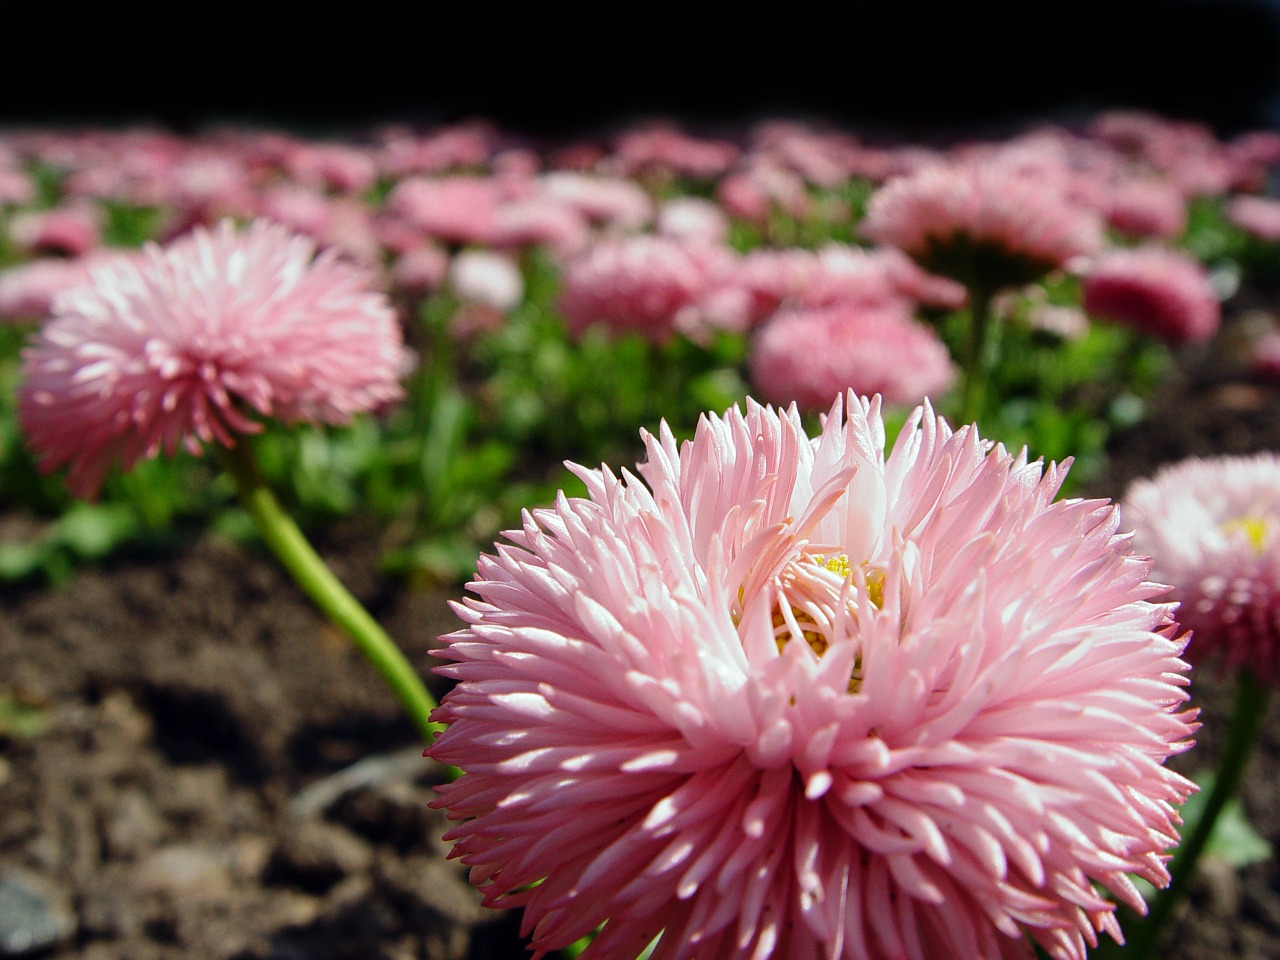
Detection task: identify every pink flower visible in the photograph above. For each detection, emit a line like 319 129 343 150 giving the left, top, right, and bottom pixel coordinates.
449 249 524 312
0 254 123 323
538 172 654 231
429 393 1196 960
749 304 956 409
1102 178 1187 240
1227 195 1280 243
8 204 103 257
557 235 733 342
386 176 504 246
390 244 450 296
861 163 1104 289
1082 246 1220 344
19 220 410 498
1124 453 1280 682
656 197 730 243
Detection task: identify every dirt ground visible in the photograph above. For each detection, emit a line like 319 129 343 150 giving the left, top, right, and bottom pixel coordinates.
5 311 1280 959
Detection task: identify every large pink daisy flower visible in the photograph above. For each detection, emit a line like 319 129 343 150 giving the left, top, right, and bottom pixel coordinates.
1124 453 1280 682
19 219 410 498
429 394 1196 960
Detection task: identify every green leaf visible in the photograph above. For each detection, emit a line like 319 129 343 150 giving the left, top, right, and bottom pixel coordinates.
1182 769 1273 869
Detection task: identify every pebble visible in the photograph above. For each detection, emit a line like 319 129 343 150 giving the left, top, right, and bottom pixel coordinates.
0 867 76 956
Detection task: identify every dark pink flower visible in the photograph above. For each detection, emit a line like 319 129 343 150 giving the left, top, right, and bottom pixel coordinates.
1082 246 1220 344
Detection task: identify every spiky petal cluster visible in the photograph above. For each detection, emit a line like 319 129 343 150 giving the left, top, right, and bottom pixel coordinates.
429 393 1197 960
19 219 410 498
748 305 956 410
1124 453 1280 682
861 163 1104 290
1081 246 1220 344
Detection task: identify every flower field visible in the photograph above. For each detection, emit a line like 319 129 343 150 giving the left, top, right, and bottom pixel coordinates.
2 109 1280 959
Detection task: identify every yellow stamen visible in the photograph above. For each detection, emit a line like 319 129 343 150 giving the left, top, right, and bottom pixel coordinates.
1223 516 1269 554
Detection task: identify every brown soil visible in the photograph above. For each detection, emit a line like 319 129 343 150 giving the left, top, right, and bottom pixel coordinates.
5 314 1280 959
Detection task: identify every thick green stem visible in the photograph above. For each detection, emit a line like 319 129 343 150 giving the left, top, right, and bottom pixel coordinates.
1116 668 1270 960
215 442 448 750
959 284 994 425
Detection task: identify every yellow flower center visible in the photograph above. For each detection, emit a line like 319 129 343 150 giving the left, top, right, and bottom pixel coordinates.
769 552 881 692
1222 516 1269 554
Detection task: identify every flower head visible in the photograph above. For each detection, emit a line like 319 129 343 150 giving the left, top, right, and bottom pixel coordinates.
1082 246 1220 344
749 304 956 410
861 163 1104 290
19 219 410 498
429 394 1196 960
1124 453 1280 682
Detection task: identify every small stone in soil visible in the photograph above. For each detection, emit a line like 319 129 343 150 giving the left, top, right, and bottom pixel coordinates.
0 866 76 956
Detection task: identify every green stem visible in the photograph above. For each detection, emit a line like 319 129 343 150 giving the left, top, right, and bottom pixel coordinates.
1116 668 1270 960
959 284 994 426
215 441 448 751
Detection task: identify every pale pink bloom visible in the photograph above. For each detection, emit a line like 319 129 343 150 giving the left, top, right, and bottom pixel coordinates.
656 197 730 243
255 186 382 265
862 162 1105 287
284 142 378 193
1228 130 1280 189
8 204 103 257
1102 178 1187 239
817 245 967 312
490 197 591 259
449 249 524 312
538 172 654 231
1125 453 1280 682
558 235 733 342
1082 246 1220 344
386 176 504 246
709 246 964 332
19 220 410 498
390 244 450 296
1227 194 1280 243
374 122 497 177
429 393 1196 960
0 166 35 206
717 162 812 224
749 304 956 409
612 125 740 179
492 148 543 181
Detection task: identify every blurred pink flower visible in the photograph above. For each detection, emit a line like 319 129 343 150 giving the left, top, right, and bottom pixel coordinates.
861 163 1104 288
749 304 956 409
19 220 410 498
0 254 122 323
1082 246 1220 344
1102 178 1187 240
538 172 654 231
8 204 103 257
1125 454 1280 681
449 249 524 312
656 197 730 243
386 176 504 246
390 244 450 296
558 235 733 342
429 393 1196 960
612 125 740 179
1227 195 1280 243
